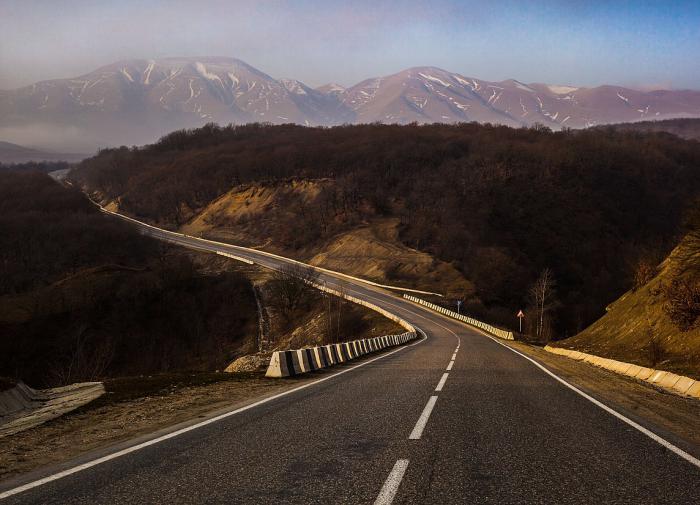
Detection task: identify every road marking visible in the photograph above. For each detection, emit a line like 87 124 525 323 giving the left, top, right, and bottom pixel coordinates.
451 353 457 360
446 360 454 371
435 373 449 392
0 329 428 500
485 336 700 470
374 459 409 505
403 292 700 470
409 396 438 440
177 225 700 470
149 226 466 355
103 205 443 297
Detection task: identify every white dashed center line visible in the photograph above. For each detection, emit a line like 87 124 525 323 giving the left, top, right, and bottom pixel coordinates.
374 459 409 505
435 373 449 391
446 360 454 371
409 395 438 440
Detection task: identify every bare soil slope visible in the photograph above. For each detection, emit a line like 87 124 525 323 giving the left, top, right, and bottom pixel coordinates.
554 242 700 379
179 180 471 296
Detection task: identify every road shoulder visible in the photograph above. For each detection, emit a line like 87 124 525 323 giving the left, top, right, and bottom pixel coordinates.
506 341 700 454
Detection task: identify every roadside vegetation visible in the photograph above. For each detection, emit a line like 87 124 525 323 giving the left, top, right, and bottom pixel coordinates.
71 122 700 339
555 198 700 378
0 171 260 388
0 171 403 388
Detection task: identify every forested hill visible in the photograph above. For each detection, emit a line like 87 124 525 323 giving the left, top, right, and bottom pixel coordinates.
70 122 700 337
0 171 258 387
601 118 700 141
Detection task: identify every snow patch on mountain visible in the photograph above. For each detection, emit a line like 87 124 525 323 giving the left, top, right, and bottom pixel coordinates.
280 79 307 95
452 75 471 87
143 61 155 85
513 81 535 92
195 62 224 87
418 73 451 88
548 85 578 94
120 68 134 83
227 72 239 88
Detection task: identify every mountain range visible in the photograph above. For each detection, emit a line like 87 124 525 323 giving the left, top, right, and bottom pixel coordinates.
2 56 700 151
0 141 85 164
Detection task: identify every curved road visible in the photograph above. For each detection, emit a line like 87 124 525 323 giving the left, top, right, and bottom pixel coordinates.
2 223 699 504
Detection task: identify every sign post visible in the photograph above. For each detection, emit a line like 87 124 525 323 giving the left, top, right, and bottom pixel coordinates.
456 300 462 314
517 310 525 333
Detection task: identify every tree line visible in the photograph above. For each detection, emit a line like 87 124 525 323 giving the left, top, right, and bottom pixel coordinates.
0 171 258 387
70 122 700 338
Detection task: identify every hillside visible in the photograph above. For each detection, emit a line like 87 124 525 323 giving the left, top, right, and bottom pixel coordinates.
0 171 403 387
0 171 262 387
555 228 700 380
70 122 700 337
179 180 471 296
601 118 700 141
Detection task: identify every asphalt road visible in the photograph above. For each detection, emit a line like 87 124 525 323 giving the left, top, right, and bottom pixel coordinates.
2 223 699 504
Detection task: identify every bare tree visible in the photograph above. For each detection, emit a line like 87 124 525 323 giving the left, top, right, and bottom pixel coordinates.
267 264 320 322
529 268 558 342
324 283 348 343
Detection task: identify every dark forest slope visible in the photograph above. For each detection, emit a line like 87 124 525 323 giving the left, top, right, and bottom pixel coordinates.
600 118 700 141
70 122 700 337
0 172 257 387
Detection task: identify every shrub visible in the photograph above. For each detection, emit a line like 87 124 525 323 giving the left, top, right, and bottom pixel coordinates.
663 278 700 331
633 259 657 290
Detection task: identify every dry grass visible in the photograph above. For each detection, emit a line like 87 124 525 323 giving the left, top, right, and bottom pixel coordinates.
180 180 471 296
0 372 301 480
555 243 700 380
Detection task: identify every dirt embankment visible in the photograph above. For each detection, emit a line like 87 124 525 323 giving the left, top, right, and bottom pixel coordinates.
179 179 473 298
554 240 700 380
1 250 408 480
0 372 305 480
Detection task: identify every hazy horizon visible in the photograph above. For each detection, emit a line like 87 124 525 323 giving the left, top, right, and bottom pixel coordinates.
1 0 700 91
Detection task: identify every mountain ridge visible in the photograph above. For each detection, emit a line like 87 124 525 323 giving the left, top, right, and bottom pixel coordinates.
2 57 700 151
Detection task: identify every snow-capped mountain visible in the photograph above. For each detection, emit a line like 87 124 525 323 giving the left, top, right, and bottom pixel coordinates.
1 57 699 151
339 67 700 128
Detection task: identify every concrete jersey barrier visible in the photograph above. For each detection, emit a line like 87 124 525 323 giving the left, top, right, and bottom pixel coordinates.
403 294 514 340
265 279 420 377
84 199 423 379
0 382 47 418
545 345 700 400
265 332 417 377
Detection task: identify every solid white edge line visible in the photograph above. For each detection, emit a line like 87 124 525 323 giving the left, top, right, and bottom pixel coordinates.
374 459 409 505
403 294 700 469
446 360 454 371
435 373 449 392
485 336 700 469
409 395 438 440
0 328 428 500
96 204 443 297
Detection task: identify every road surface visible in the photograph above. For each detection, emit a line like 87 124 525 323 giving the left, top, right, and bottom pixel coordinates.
1 221 699 504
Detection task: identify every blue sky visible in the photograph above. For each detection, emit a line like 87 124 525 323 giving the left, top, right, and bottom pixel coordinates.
1 0 699 90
